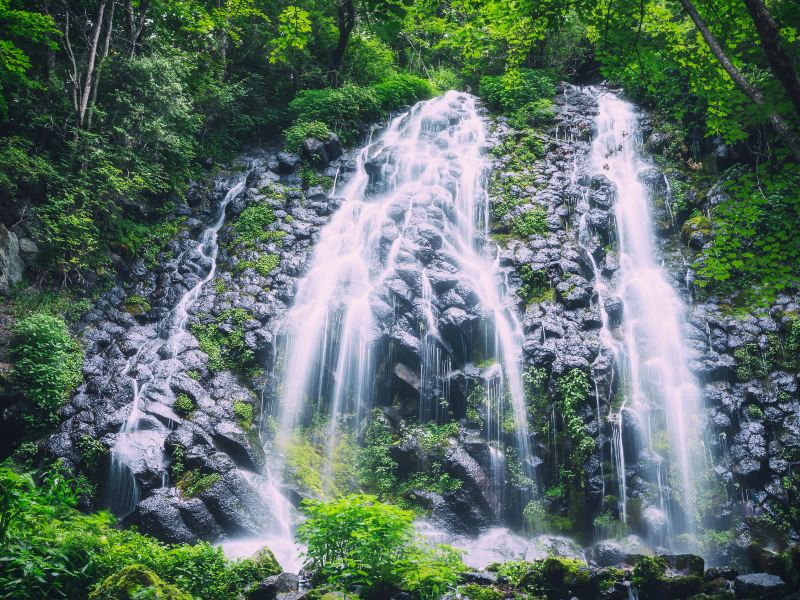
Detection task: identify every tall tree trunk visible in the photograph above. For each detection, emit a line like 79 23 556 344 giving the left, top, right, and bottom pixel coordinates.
741 0 800 118
77 0 108 129
126 0 150 58
330 0 355 85
676 0 800 162
87 0 115 128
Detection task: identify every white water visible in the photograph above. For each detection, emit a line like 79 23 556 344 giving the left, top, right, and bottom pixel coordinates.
275 91 531 474
108 176 247 516
589 91 703 540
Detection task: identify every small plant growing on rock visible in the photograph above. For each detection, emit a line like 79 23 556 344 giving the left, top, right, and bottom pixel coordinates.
123 294 151 316
511 206 548 238
233 401 254 430
177 470 221 498
174 394 196 418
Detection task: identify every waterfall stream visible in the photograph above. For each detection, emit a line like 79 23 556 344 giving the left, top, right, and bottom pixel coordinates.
108 176 247 516
589 90 704 543
273 90 533 497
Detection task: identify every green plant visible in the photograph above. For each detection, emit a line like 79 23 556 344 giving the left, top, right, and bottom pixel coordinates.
235 254 279 277
77 435 108 470
556 369 594 472
518 265 551 305
176 470 221 498
297 495 463 597
10 313 83 429
511 206 548 237
746 404 763 420
480 69 556 113
169 444 186 480
233 401 254 430
190 308 256 373
358 414 399 497
285 120 332 153
285 423 358 499
230 204 276 245
173 394 195 418
124 294 151 316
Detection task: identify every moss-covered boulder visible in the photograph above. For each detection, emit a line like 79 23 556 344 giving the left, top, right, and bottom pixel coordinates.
89 565 191 600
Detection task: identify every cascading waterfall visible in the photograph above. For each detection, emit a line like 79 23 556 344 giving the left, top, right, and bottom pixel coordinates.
108 176 247 516
589 90 704 543
274 91 533 493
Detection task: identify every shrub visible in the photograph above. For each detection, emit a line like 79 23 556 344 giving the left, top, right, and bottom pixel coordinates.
285 120 332 153
288 85 381 143
297 495 464 598
480 69 556 113
235 254 279 277
372 74 435 110
10 313 83 428
123 294 151 316
518 265 552 305
428 67 463 93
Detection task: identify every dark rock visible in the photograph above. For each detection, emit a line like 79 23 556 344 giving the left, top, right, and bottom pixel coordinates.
246 572 300 600
734 573 787 599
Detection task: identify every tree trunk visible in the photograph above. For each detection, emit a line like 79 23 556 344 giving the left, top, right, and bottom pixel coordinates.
742 0 800 118
77 0 108 129
330 0 355 85
676 0 800 161
87 0 115 128
126 0 150 58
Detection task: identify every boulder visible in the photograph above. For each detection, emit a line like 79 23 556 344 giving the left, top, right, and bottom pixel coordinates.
246 572 299 600
734 573 787 599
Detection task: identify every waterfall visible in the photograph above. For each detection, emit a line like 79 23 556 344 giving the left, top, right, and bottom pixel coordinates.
108 175 247 516
274 91 533 492
589 90 704 542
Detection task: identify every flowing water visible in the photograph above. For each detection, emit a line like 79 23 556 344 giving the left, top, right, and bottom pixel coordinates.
108 176 247 516
589 90 704 542
274 90 533 492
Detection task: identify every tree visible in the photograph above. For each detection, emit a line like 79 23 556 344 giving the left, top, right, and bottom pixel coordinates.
676 0 800 161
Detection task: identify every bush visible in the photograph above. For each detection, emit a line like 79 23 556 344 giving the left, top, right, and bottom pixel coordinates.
480 69 556 113
10 313 83 428
231 204 276 245
285 120 332 153
173 394 195 417
371 74 435 111
288 85 382 143
297 494 463 598
233 401 254 430
428 67 464 93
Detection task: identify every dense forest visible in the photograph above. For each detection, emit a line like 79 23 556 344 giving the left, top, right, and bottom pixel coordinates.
1 0 800 598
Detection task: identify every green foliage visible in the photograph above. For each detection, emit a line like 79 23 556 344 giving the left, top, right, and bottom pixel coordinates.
285 120 332 153
89 565 192 600
518 265 552 305
173 394 196 418
77 436 108 471
297 494 463 598
358 414 399 497
124 294 151 316
695 163 800 306
176 470 221 498
233 401 254 430
371 74 435 111
556 369 594 472
231 204 276 245
733 344 769 381
190 308 256 373
0 462 281 599
480 69 556 113
107 217 188 268
746 404 763 420
458 584 504 600
235 253 280 277
300 164 334 190
511 206 548 237
632 556 667 592
10 313 83 429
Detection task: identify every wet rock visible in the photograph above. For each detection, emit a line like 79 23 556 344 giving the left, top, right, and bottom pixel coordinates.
276 152 301 174
0 223 24 293
246 572 299 600
734 573 787 598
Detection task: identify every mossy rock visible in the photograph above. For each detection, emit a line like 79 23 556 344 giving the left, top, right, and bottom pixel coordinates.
252 546 282 578
89 565 191 600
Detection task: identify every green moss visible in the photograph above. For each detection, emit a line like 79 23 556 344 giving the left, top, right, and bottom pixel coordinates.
190 308 256 374
556 369 594 472
459 584 504 600
174 393 196 418
89 564 192 600
186 370 200 380
233 400 254 430
235 254 279 277
300 164 333 190
284 423 359 499
285 120 332 153
213 278 226 295
734 344 769 380
231 204 276 244
746 404 763 420
681 214 712 242
124 294 151 316
177 470 221 498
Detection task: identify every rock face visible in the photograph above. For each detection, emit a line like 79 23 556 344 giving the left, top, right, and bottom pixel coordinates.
0 223 24 293
45 88 799 562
